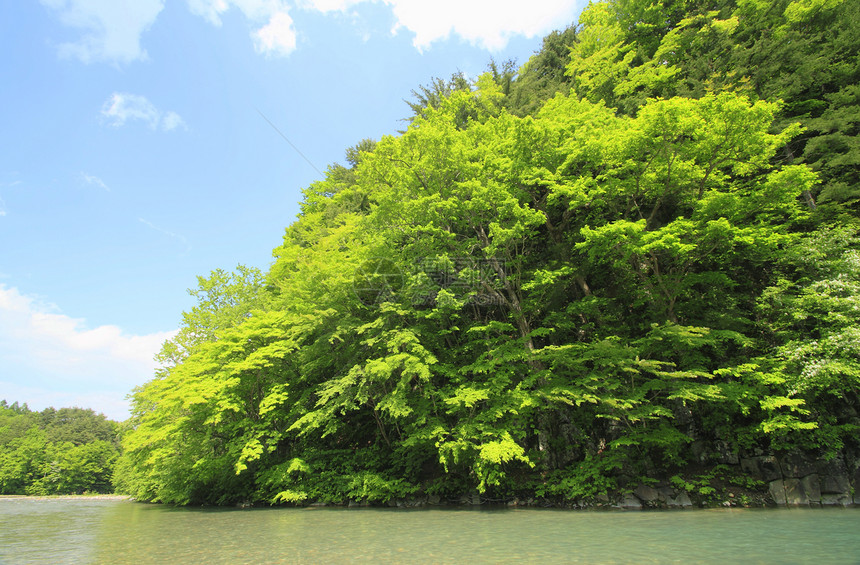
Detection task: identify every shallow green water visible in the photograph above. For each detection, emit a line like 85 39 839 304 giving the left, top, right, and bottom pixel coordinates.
1 498 859 564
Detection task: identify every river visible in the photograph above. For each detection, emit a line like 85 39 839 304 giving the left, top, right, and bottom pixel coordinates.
1 497 858 564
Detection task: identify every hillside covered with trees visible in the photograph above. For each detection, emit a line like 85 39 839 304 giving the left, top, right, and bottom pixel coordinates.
115 0 859 505
0 401 121 495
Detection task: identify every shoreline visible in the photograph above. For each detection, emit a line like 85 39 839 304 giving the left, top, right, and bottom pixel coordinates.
0 494 130 501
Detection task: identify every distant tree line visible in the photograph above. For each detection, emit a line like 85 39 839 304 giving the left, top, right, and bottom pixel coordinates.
0 400 120 495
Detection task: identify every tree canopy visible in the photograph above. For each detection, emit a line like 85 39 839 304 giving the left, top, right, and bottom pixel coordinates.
115 0 860 505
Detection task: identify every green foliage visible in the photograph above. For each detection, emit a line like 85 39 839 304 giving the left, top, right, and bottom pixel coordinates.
565 0 860 217
534 452 624 501
669 472 718 501
670 464 766 504
0 403 120 495
507 26 578 116
116 1 860 506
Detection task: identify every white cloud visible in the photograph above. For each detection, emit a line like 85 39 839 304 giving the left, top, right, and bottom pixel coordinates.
253 11 297 56
161 111 188 132
101 92 186 132
189 0 280 22
101 92 159 128
43 0 577 69
186 0 231 25
0 285 176 420
301 0 581 51
80 172 110 191
40 0 165 64
298 0 364 12
187 0 297 56
387 0 581 51
0 197 6 217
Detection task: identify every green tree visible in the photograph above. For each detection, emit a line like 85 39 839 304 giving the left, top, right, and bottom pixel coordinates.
0 403 122 494
508 26 578 116
118 4 860 506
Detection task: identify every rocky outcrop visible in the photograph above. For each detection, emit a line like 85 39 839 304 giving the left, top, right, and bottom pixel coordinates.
605 483 694 510
633 485 660 504
612 448 859 510
332 447 858 510
741 451 857 507
740 456 782 482
615 494 642 509
667 492 693 508
768 480 788 505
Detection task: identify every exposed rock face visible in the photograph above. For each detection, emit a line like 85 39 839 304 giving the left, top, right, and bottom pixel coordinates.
657 486 674 497
741 455 783 482
620 484 693 509
634 485 660 503
820 474 850 494
667 492 693 508
605 452 856 508
853 466 860 504
392 447 859 510
769 480 788 505
616 494 642 509
783 478 809 505
779 454 818 479
821 493 852 506
800 475 821 504
747 451 857 507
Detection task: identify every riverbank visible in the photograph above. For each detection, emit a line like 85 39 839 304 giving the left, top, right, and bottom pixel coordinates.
286 450 860 511
0 494 130 501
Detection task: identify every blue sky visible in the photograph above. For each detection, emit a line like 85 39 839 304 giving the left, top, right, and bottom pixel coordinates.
0 0 583 420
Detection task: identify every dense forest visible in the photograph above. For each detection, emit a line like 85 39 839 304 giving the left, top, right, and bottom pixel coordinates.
113 0 859 505
0 401 120 495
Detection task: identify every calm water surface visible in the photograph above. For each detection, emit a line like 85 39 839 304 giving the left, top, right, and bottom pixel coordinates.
1 498 858 564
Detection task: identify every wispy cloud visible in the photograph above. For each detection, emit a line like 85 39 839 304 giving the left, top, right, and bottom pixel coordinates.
101 93 186 132
101 92 159 128
80 172 110 191
139 218 192 254
40 0 165 64
0 197 6 217
161 111 187 132
0 284 176 420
